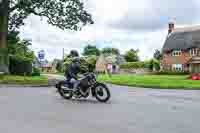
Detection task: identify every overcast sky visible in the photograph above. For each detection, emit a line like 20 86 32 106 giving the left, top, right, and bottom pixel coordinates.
19 0 200 61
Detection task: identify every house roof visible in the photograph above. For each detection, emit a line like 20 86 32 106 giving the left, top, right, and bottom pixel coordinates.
162 25 200 52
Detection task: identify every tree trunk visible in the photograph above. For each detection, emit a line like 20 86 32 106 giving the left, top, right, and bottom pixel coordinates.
0 0 9 73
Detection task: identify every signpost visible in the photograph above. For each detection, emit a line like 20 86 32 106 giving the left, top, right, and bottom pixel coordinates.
38 50 45 67
38 50 45 60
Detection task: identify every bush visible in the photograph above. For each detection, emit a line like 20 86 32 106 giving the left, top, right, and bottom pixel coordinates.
120 62 147 69
147 59 154 71
143 59 161 71
153 59 160 71
32 67 41 76
120 60 161 71
153 71 189 75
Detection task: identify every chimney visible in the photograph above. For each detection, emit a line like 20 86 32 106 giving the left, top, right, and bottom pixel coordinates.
168 21 175 34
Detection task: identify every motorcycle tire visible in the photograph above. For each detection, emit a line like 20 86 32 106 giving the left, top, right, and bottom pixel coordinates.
57 82 73 100
94 83 110 103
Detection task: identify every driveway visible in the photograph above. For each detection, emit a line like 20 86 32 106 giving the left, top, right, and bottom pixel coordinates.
0 85 200 133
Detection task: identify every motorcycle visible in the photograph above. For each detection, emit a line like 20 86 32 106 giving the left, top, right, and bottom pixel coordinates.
55 73 111 103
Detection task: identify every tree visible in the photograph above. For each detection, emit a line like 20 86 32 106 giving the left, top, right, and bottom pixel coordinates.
124 49 139 62
0 0 93 72
83 45 100 56
102 47 120 55
147 59 160 71
7 31 35 61
56 61 63 72
153 49 162 60
7 30 35 62
7 31 35 75
85 55 97 72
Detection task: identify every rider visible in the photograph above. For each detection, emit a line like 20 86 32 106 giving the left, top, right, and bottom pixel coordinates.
65 57 81 92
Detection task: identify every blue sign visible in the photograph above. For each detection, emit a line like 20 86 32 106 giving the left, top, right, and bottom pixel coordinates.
38 50 45 60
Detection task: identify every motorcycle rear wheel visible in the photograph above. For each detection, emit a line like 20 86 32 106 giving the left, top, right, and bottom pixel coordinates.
57 82 73 100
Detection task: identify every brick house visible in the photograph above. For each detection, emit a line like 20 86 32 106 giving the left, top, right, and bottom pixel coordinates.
161 22 200 73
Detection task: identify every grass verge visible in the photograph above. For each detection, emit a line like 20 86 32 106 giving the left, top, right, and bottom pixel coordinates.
98 74 200 90
0 75 48 85
42 72 64 76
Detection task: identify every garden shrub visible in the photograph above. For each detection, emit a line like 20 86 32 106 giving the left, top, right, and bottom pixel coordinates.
147 59 154 71
32 67 41 76
153 59 160 71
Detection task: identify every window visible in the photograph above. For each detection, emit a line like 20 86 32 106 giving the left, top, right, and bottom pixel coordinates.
189 48 198 56
172 50 181 56
172 64 183 71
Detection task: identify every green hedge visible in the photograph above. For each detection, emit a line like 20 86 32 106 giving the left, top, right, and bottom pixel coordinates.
120 62 149 69
0 75 48 85
32 67 41 76
9 56 32 76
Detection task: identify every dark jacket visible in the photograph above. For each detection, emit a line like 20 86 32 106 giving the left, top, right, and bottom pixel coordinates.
65 62 81 80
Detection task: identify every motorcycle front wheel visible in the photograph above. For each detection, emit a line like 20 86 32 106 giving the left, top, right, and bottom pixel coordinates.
94 83 110 103
57 82 73 100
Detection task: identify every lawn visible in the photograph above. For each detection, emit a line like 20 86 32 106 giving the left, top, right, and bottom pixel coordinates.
0 75 48 85
98 74 200 89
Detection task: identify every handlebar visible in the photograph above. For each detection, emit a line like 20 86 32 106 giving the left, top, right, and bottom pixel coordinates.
81 72 98 78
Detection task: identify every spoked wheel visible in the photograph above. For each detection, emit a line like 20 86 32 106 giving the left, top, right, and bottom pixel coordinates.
57 82 73 100
94 83 110 102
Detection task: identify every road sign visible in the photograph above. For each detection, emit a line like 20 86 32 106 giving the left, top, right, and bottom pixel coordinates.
38 50 45 60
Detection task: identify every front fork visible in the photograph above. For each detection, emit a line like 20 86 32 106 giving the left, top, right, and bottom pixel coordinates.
91 82 99 97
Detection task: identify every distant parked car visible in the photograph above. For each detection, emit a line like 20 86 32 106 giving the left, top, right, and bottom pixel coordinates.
189 74 200 80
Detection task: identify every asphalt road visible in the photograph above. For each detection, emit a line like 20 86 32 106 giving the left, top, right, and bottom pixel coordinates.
0 85 200 133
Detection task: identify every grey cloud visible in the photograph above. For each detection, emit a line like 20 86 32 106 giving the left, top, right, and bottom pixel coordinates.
21 0 185 60
109 0 200 31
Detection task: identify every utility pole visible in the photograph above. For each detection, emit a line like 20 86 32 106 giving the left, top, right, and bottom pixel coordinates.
61 48 65 73
62 48 65 61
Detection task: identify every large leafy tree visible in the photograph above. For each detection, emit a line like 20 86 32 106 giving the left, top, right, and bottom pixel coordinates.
56 61 63 73
102 47 120 55
85 55 97 72
8 31 35 61
83 44 100 56
124 49 139 62
0 0 93 72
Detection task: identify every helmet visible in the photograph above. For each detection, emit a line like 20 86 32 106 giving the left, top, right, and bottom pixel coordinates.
72 57 81 63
